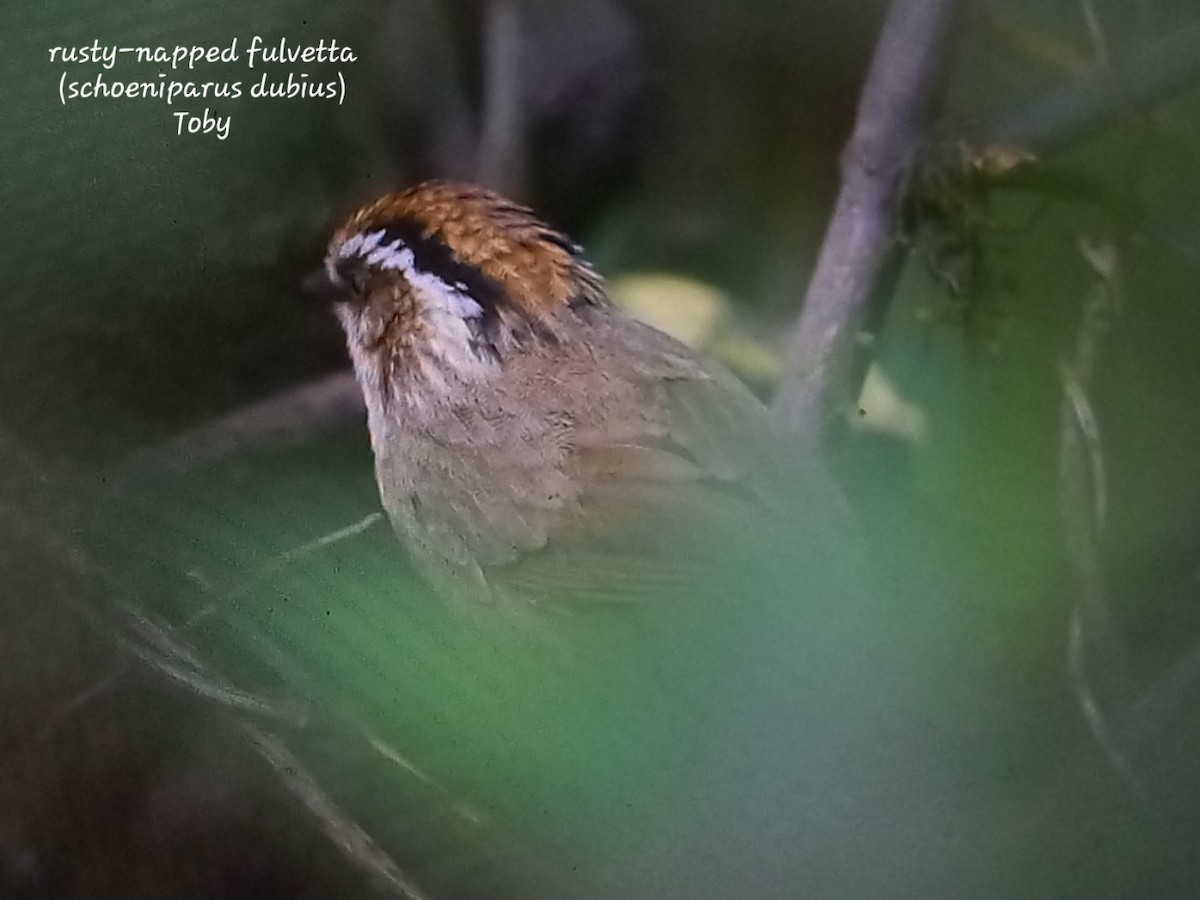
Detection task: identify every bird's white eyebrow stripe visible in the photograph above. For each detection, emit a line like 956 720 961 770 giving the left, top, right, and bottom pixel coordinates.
337 229 485 321
336 230 378 260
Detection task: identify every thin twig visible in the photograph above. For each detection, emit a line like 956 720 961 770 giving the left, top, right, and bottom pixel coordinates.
26 508 389 752
477 0 527 195
1078 0 1113 71
28 516 428 896
246 726 433 900
29 670 124 747
7 410 448 895
772 0 965 438
1059 236 1135 791
220 511 386 591
1115 624 1200 749
365 732 486 827
110 370 365 483
975 18 1200 156
111 602 307 723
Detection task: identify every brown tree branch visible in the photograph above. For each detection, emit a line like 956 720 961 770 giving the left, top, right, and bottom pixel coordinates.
771 0 965 438
476 0 527 195
773 13 1200 440
976 18 1200 157
110 370 364 483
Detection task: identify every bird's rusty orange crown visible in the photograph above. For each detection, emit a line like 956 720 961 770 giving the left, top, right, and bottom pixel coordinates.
327 181 605 319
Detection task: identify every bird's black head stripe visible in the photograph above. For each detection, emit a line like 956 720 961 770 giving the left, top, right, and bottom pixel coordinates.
335 217 513 355
374 217 511 325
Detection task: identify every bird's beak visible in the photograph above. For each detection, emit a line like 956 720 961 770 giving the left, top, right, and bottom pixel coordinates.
303 266 348 305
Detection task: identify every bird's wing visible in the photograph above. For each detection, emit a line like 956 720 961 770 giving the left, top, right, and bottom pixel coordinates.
382 309 857 615
473 315 849 613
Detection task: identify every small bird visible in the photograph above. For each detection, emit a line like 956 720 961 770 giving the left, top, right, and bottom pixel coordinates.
306 182 881 898
314 180 856 622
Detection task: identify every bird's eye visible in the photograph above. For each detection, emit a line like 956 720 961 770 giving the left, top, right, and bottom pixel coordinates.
337 260 372 296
